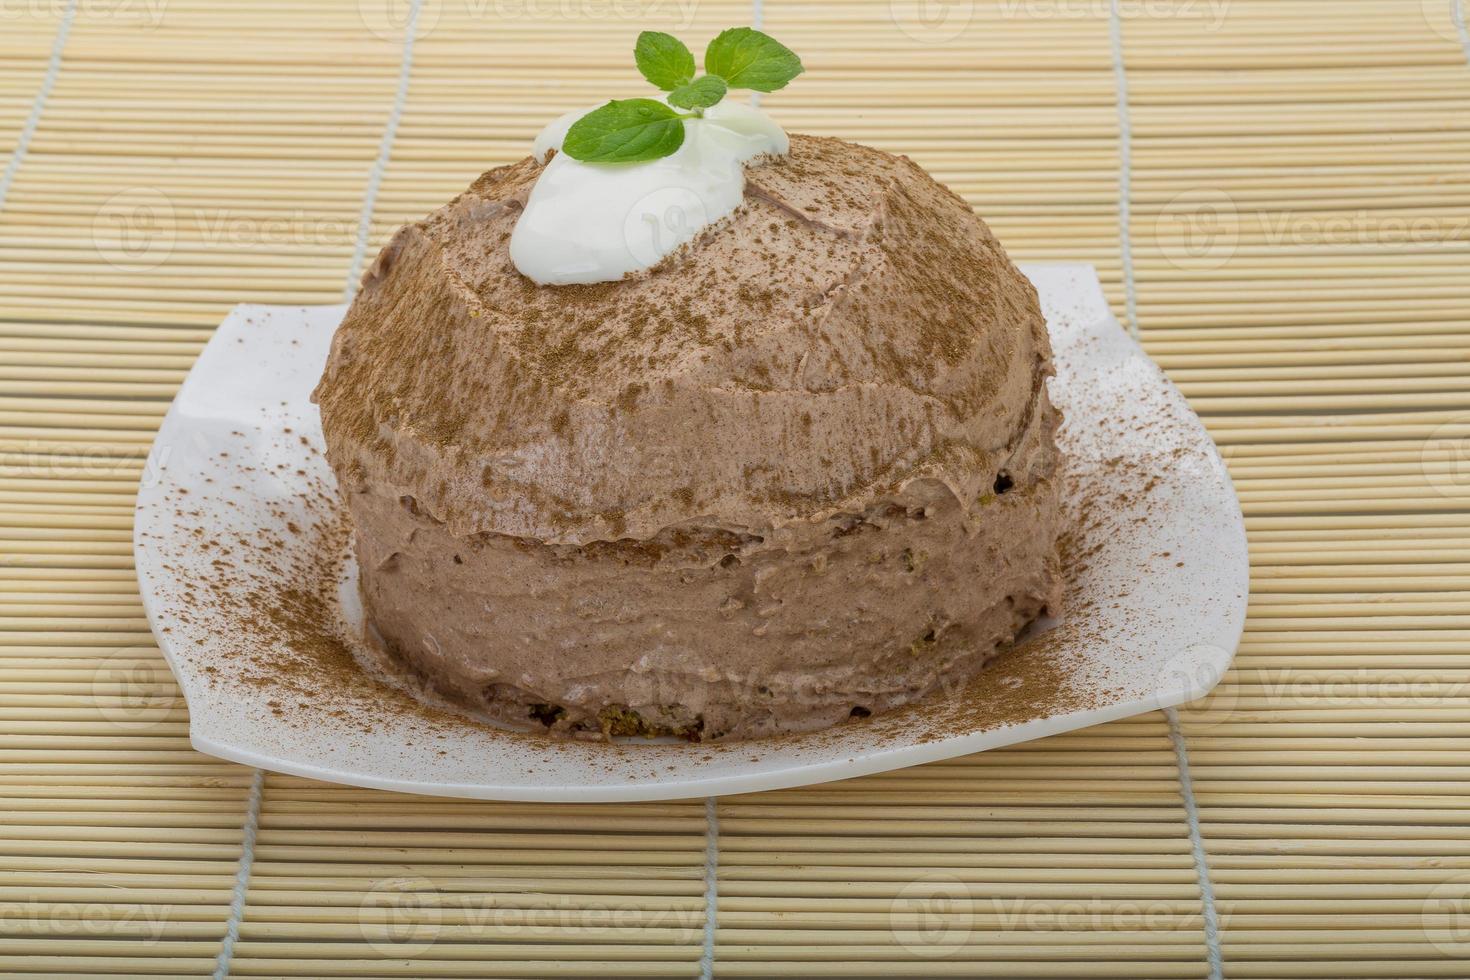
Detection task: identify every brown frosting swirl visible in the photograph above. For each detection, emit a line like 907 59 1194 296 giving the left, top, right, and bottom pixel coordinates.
315 135 1055 546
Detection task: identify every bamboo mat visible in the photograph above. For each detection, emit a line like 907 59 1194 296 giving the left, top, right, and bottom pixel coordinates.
1 0 1468 976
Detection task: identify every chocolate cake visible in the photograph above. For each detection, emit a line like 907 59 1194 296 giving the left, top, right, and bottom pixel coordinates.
313 134 1063 741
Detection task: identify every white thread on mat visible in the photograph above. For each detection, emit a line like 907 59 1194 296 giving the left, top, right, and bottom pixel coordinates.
1456 0 1470 65
213 768 264 980
750 0 766 107
700 0 762 971
1107 0 1140 340
699 796 721 980
1114 5 1218 971
345 0 424 299
1166 706 1224 980
0 0 77 214
211 8 423 977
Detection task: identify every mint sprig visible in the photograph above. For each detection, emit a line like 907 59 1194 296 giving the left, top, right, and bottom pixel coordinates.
562 27 803 164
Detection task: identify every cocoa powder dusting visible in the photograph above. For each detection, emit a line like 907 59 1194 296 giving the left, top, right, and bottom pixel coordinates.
145 375 1190 766
145 426 468 740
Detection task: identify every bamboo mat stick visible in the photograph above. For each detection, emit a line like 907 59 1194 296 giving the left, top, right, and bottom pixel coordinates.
0 5 1467 980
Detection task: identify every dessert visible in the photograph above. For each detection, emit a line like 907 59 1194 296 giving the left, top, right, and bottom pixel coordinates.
313 29 1063 741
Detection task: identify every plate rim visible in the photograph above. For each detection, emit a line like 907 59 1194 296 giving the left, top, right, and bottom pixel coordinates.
133 263 1249 801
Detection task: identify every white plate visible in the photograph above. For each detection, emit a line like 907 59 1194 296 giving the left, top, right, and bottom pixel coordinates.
134 264 1247 802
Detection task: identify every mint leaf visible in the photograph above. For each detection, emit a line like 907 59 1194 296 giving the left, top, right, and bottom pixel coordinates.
634 31 695 90
562 99 686 163
704 28 803 93
668 74 728 110
555 27 804 164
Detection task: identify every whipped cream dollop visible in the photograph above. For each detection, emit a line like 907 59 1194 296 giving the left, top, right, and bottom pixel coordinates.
510 101 788 286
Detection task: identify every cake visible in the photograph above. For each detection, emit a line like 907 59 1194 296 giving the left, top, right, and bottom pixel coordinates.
313 72 1063 741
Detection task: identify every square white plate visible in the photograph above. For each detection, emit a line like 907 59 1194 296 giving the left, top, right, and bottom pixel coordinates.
133 263 1247 801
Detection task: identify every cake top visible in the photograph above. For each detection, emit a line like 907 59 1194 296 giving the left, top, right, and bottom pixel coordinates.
313 133 1052 544
514 26 803 286
512 98 788 286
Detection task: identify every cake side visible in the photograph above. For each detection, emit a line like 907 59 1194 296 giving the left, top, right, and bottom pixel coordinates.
352 467 1059 741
